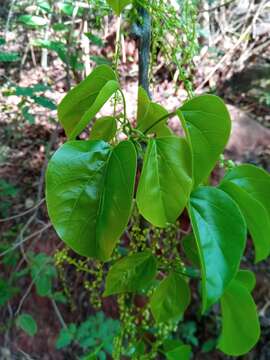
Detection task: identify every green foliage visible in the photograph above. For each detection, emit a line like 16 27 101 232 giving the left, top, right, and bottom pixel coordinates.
189 187 246 312
44 60 270 358
4 83 56 124
150 272 190 323
137 87 171 136
56 312 120 358
46 140 137 260
57 65 118 139
220 164 270 262
0 180 19 217
104 251 157 296
89 116 117 142
218 271 260 355
177 95 231 187
0 278 19 307
136 137 192 227
16 313 38 337
19 15 47 27
106 0 132 15
29 252 57 297
0 51 20 62
163 339 191 360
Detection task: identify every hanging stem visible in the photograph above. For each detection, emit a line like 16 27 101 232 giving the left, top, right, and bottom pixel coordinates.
137 5 151 96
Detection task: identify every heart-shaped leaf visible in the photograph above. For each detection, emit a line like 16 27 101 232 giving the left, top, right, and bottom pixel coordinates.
189 187 246 312
104 251 157 296
218 272 260 356
58 65 118 139
46 140 137 261
177 95 231 187
220 164 270 262
89 116 117 142
106 0 132 15
136 87 172 136
136 137 192 227
150 272 190 323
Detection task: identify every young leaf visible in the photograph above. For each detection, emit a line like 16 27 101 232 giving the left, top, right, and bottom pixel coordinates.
189 187 246 312
177 95 231 187
219 164 270 262
150 272 190 323
136 87 171 136
19 15 47 27
46 140 137 261
16 314 37 337
57 65 118 139
104 251 157 296
89 116 117 142
218 274 260 356
32 95 57 110
106 0 132 15
136 137 192 227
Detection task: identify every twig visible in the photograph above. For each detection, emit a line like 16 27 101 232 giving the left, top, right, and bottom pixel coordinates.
0 223 52 258
51 299 67 328
199 0 235 13
195 0 268 92
0 199 45 223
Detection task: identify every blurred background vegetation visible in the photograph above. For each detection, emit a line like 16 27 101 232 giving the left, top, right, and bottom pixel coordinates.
0 0 270 359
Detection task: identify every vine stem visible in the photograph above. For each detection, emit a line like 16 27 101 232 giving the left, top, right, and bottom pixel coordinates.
113 14 122 116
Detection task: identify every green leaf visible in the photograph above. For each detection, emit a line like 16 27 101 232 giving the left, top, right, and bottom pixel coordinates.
235 270 256 292
177 95 231 187
136 87 171 136
201 339 217 353
0 51 20 62
182 233 200 267
0 278 18 306
150 272 190 323
136 137 192 227
46 140 137 261
57 2 74 16
106 0 132 15
56 324 77 349
52 23 69 32
219 164 270 262
22 106 35 124
34 39 68 63
16 314 37 337
165 344 191 360
19 15 47 27
189 187 246 312
32 95 56 110
0 37 6 45
29 252 57 296
85 33 104 47
89 116 117 142
104 251 157 296
218 274 260 356
37 0 51 13
57 65 118 139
